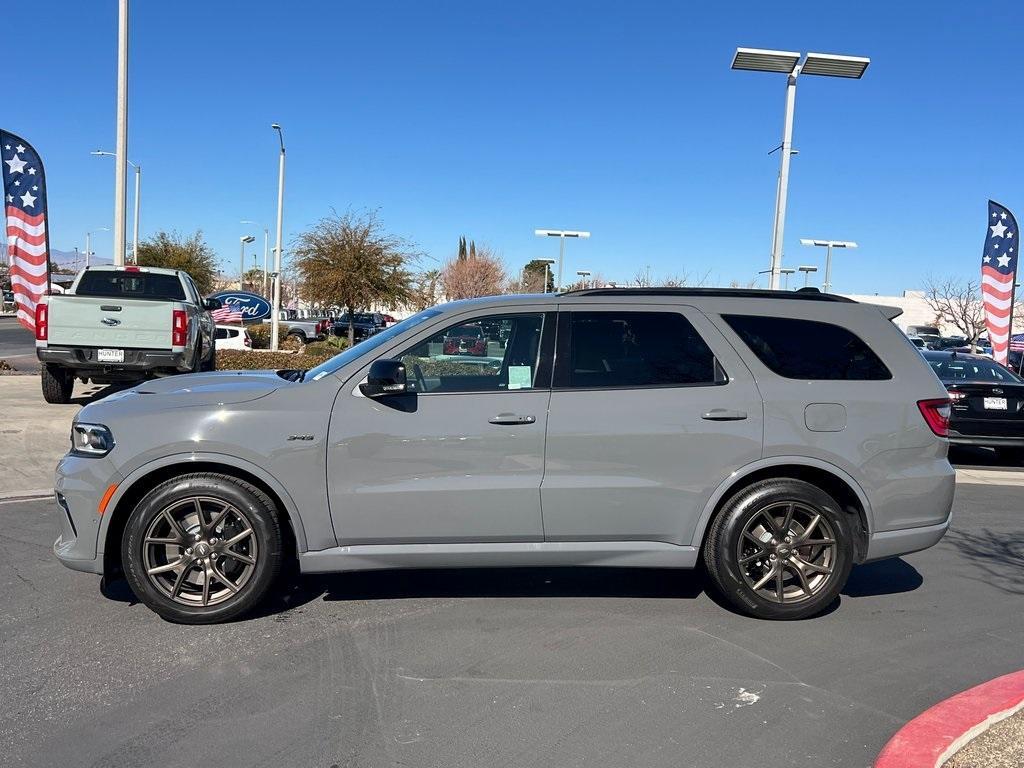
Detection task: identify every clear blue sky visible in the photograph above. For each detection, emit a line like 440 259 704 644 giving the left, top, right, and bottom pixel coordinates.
10 0 1023 294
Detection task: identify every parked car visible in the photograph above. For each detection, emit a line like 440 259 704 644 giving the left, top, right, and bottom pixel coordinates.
922 349 1024 462
35 265 218 403
443 323 487 356
214 324 251 351
263 312 328 344
332 313 380 343
55 287 954 623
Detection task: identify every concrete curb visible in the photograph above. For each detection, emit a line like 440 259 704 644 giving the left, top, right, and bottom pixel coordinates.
0 489 52 503
875 670 1024 768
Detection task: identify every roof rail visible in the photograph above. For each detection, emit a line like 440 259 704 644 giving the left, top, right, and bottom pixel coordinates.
558 287 855 303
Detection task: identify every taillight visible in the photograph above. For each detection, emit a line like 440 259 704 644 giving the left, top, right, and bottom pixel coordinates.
917 398 951 437
172 309 188 346
35 303 48 341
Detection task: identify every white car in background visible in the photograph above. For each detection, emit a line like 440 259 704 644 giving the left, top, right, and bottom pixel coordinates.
214 324 251 351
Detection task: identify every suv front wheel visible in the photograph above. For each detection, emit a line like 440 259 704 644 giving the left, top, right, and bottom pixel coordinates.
122 473 283 623
703 478 854 620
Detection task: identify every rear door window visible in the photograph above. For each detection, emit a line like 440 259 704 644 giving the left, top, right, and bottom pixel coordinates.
556 311 720 389
723 315 891 381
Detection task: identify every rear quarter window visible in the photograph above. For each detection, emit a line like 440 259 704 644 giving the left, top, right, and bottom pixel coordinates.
722 314 891 381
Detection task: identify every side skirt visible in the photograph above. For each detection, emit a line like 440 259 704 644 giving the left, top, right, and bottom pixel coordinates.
299 540 700 574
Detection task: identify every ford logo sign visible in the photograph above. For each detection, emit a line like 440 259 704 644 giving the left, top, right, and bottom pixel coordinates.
101 317 121 326
209 291 273 322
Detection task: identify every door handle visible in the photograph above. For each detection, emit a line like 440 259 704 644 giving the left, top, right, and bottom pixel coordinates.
489 413 537 425
701 408 748 421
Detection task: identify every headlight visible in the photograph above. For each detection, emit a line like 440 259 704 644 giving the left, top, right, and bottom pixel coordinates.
70 423 115 457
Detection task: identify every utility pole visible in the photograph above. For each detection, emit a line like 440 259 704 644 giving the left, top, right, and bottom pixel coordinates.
271 124 286 351
112 0 130 266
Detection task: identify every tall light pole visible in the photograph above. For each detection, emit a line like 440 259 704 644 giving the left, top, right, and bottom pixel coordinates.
112 0 130 266
241 220 269 296
779 267 796 289
576 269 591 289
538 259 555 293
797 264 818 287
92 151 141 262
799 239 857 293
239 235 255 289
534 229 590 291
271 124 286 351
85 227 110 268
732 48 870 289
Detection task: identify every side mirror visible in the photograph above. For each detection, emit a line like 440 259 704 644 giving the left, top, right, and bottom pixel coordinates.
203 298 222 311
360 359 408 398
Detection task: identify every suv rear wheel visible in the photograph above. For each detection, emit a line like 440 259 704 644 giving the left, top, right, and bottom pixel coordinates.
703 478 854 620
122 473 283 624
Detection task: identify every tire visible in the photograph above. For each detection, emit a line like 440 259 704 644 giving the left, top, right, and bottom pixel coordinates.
121 473 283 624
201 342 216 372
703 478 854 620
41 364 74 404
189 342 203 373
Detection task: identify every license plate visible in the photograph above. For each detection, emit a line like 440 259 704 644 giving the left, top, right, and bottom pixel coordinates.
983 397 1007 410
97 348 124 363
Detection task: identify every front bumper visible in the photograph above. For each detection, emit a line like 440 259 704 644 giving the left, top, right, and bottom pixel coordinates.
53 453 123 575
38 345 188 377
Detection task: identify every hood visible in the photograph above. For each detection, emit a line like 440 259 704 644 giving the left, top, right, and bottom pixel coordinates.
82 370 290 421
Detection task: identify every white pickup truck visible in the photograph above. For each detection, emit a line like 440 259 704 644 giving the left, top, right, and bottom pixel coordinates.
35 265 219 403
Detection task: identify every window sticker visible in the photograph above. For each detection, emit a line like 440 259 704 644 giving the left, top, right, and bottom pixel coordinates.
508 365 532 390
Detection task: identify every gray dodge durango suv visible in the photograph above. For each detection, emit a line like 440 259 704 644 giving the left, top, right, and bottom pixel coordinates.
53 288 956 623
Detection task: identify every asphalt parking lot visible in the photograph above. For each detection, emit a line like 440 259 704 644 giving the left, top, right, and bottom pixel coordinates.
2 480 1022 768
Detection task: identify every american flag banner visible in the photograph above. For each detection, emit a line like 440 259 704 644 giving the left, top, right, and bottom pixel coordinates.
981 200 1018 365
1010 333 1024 353
211 305 244 324
2 131 51 332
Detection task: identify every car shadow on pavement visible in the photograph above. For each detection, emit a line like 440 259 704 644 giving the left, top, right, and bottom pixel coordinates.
70 382 132 405
841 558 923 597
944 527 1024 596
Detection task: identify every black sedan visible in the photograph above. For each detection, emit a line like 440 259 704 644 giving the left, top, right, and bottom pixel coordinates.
922 350 1024 462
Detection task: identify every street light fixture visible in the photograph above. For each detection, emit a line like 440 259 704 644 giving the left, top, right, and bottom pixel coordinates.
92 150 141 263
799 239 857 293
239 235 255 290
732 47 870 290
84 227 110 268
241 220 270 296
797 264 818 287
779 267 796 290
534 229 590 291
576 269 591 289
271 123 286 351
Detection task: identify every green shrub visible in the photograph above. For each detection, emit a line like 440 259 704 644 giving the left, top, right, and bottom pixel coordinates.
304 337 349 357
217 349 335 371
246 323 289 350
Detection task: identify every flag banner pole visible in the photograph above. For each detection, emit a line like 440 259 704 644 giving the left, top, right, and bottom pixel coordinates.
980 200 1019 366
1 130 52 333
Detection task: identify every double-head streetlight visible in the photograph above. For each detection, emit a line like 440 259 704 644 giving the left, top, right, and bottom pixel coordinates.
239 235 256 289
84 227 110 268
799 239 857 293
271 124 286 351
534 229 590 291
797 264 818 287
92 150 141 263
779 267 796 289
240 219 269 295
731 47 869 290
576 269 592 289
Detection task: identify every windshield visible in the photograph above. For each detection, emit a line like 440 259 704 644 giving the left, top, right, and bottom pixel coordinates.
305 308 444 381
928 357 1024 383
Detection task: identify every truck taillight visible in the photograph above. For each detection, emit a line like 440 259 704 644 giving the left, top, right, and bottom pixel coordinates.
172 309 188 346
35 303 48 341
917 398 951 437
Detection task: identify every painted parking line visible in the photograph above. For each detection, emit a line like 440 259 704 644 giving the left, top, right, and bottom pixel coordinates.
955 469 1024 486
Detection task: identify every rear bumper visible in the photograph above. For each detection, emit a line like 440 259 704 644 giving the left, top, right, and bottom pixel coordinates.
864 515 951 562
38 345 188 376
948 432 1024 448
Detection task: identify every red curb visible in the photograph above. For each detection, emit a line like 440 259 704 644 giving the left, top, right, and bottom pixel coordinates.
875 669 1024 768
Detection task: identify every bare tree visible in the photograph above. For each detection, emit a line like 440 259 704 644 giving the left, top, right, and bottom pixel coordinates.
923 276 986 344
409 269 442 311
441 243 507 300
292 210 417 344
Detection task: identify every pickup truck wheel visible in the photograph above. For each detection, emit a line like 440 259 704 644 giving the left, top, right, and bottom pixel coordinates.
122 473 283 624
703 478 854 620
41 364 74 404
201 344 216 372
